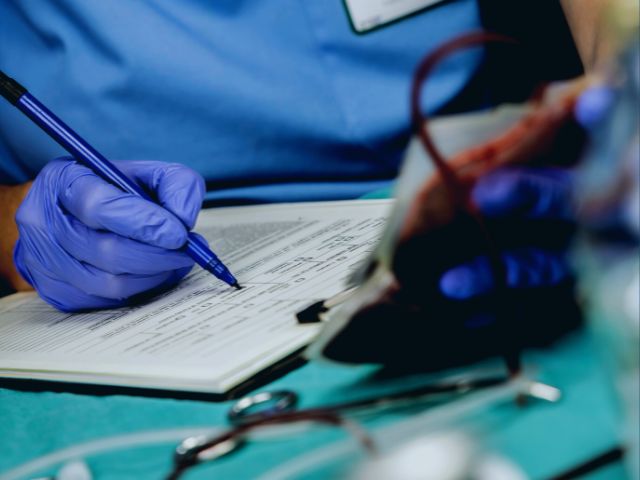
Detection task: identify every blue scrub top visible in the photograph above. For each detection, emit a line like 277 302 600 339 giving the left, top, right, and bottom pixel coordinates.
0 0 482 204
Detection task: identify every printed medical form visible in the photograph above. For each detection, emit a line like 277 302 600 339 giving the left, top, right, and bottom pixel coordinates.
0 200 392 393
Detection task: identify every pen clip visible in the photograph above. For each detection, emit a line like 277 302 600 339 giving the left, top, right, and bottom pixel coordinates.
296 286 359 324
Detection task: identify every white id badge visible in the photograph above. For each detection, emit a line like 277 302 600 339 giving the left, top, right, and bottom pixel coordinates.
343 0 445 33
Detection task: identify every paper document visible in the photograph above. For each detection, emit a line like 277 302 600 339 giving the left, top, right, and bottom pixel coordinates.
0 200 392 393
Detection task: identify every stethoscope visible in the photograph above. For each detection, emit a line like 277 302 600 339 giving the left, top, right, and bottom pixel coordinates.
169 374 561 479
5 375 623 480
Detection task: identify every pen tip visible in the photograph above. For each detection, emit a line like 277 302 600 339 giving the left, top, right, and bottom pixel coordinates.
232 282 243 290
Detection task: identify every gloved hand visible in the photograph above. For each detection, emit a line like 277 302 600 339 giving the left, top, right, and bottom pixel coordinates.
320 166 582 370
439 167 574 301
14 157 205 312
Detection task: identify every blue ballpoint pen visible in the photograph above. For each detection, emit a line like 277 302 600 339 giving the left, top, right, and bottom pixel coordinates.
0 71 241 290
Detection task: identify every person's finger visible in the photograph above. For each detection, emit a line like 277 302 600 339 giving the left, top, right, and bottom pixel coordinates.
53 211 194 275
117 161 206 229
54 160 188 249
439 248 570 300
14 245 122 312
157 264 193 289
472 168 573 220
17 244 192 311
16 228 186 301
63 265 179 301
34 275 125 312
126 264 194 304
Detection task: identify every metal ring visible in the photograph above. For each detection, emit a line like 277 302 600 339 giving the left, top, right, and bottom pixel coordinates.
228 390 299 426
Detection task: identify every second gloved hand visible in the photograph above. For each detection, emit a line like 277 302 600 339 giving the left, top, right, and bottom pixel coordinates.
14 158 206 311
439 167 575 301
318 166 582 371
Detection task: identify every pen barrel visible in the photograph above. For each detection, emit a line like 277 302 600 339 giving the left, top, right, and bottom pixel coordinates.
0 71 27 105
186 234 217 267
16 93 151 201
186 234 237 284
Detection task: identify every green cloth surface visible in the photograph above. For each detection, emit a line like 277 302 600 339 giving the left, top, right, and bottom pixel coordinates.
0 331 627 479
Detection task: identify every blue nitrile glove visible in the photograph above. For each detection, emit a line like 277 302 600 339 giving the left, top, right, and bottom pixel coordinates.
575 86 615 130
14 158 206 312
439 167 574 300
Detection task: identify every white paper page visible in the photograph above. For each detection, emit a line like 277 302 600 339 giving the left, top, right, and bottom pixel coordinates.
0 200 392 392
